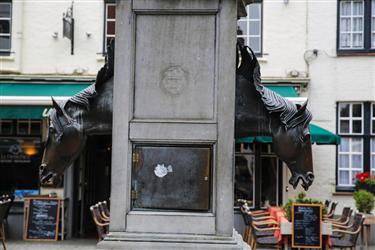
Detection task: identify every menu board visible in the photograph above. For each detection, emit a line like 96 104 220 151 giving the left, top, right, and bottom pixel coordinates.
24 198 60 241
292 204 322 249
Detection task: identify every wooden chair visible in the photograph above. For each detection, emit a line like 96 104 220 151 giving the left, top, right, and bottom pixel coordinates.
250 222 280 250
325 199 331 208
90 204 109 241
325 207 352 225
323 201 338 219
331 213 365 249
98 202 110 222
0 200 11 250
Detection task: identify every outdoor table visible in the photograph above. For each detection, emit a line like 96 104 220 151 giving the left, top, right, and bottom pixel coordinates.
362 214 375 248
279 221 332 250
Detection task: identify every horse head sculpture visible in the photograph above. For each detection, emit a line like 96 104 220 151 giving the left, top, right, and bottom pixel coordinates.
40 98 86 185
40 41 114 186
235 44 314 190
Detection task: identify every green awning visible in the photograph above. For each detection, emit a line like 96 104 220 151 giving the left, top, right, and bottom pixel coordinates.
310 124 341 145
236 124 341 145
0 106 47 119
266 85 298 97
0 82 92 119
0 83 92 96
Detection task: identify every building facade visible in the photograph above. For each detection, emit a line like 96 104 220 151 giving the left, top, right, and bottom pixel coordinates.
0 0 370 240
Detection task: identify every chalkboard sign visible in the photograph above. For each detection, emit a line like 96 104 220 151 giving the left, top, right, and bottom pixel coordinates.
24 198 60 241
292 204 322 249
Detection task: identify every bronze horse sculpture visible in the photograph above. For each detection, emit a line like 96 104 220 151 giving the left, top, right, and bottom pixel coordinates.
40 40 314 190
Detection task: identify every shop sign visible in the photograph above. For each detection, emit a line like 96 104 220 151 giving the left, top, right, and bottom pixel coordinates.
0 138 40 164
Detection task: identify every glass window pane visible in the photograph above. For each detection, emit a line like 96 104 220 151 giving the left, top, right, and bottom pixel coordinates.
352 138 362 152
234 155 255 207
339 171 350 185
107 5 116 19
352 104 362 117
249 21 260 35
340 120 350 133
352 33 363 48
352 155 362 169
340 34 350 48
340 138 350 152
339 155 350 168
0 20 10 34
30 122 41 135
373 120 375 134
372 138 375 152
352 120 362 133
260 157 278 207
17 121 28 135
340 1 351 16
249 37 260 53
340 18 351 32
353 17 363 31
353 1 364 15
106 21 115 35
1 121 12 134
0 36 10 51
339 103 350 117
372 155 375 170
0 3 10 18
249 4 260 19
237 21 247 35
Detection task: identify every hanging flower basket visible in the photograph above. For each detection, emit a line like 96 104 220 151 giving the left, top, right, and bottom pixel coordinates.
354 172 375 195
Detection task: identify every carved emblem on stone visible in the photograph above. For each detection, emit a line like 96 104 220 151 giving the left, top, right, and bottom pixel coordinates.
160 66 188 96
154 164 173 178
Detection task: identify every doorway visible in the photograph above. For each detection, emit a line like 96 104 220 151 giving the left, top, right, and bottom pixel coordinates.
72 135 112 238
234 143 282 209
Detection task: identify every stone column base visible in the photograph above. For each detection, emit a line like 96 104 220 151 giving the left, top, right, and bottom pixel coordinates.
98 229 250 250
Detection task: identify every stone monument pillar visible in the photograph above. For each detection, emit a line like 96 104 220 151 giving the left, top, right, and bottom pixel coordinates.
100 1 245 249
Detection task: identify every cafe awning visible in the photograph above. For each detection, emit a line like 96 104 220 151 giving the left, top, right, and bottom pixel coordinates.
236 124 341 145
0 82 92 119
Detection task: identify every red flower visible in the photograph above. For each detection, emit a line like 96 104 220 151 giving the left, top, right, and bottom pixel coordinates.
356 172 370 183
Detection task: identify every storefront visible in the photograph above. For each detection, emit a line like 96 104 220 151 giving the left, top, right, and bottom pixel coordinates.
0 79 93 239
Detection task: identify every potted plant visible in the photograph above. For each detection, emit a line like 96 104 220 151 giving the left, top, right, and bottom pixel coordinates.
283 192 327 221
353 189 375 214
355 172 375 194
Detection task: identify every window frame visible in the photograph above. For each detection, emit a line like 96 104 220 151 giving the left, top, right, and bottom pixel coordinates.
0 1 12 55
103 1 116 54
336 102 374 191
237 2 263 55
337 0 375 54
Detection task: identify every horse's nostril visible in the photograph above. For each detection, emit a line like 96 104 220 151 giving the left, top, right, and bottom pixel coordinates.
307 173 314 182
40 164 46 171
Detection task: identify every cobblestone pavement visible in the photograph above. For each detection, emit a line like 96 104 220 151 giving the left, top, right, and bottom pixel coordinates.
6 239 98 250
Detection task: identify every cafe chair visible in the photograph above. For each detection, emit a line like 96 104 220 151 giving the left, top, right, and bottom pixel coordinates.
90 204 109 241
98 202 110 222
0 200 11 250
330 213 365 250
323 201 338 219
250 223 281 250
325 199 331 208
325 207 352 225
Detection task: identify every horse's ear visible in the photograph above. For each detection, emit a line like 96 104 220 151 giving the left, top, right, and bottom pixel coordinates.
51 97 64 116
295 100 308 116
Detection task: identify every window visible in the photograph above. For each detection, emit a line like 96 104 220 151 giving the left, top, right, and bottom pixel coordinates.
337 102 375 189
234 143 282 208
237 3 262 54
16 120 41 136
0 120 13 135
338 0 375 53
104 1 115 53
0 1 11 55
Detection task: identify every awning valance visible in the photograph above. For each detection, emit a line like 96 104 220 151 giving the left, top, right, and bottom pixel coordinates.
236 124 341 145
0 82 92 119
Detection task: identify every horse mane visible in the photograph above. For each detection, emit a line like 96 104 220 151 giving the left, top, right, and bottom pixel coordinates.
49 41 115 134
242 46 312 129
